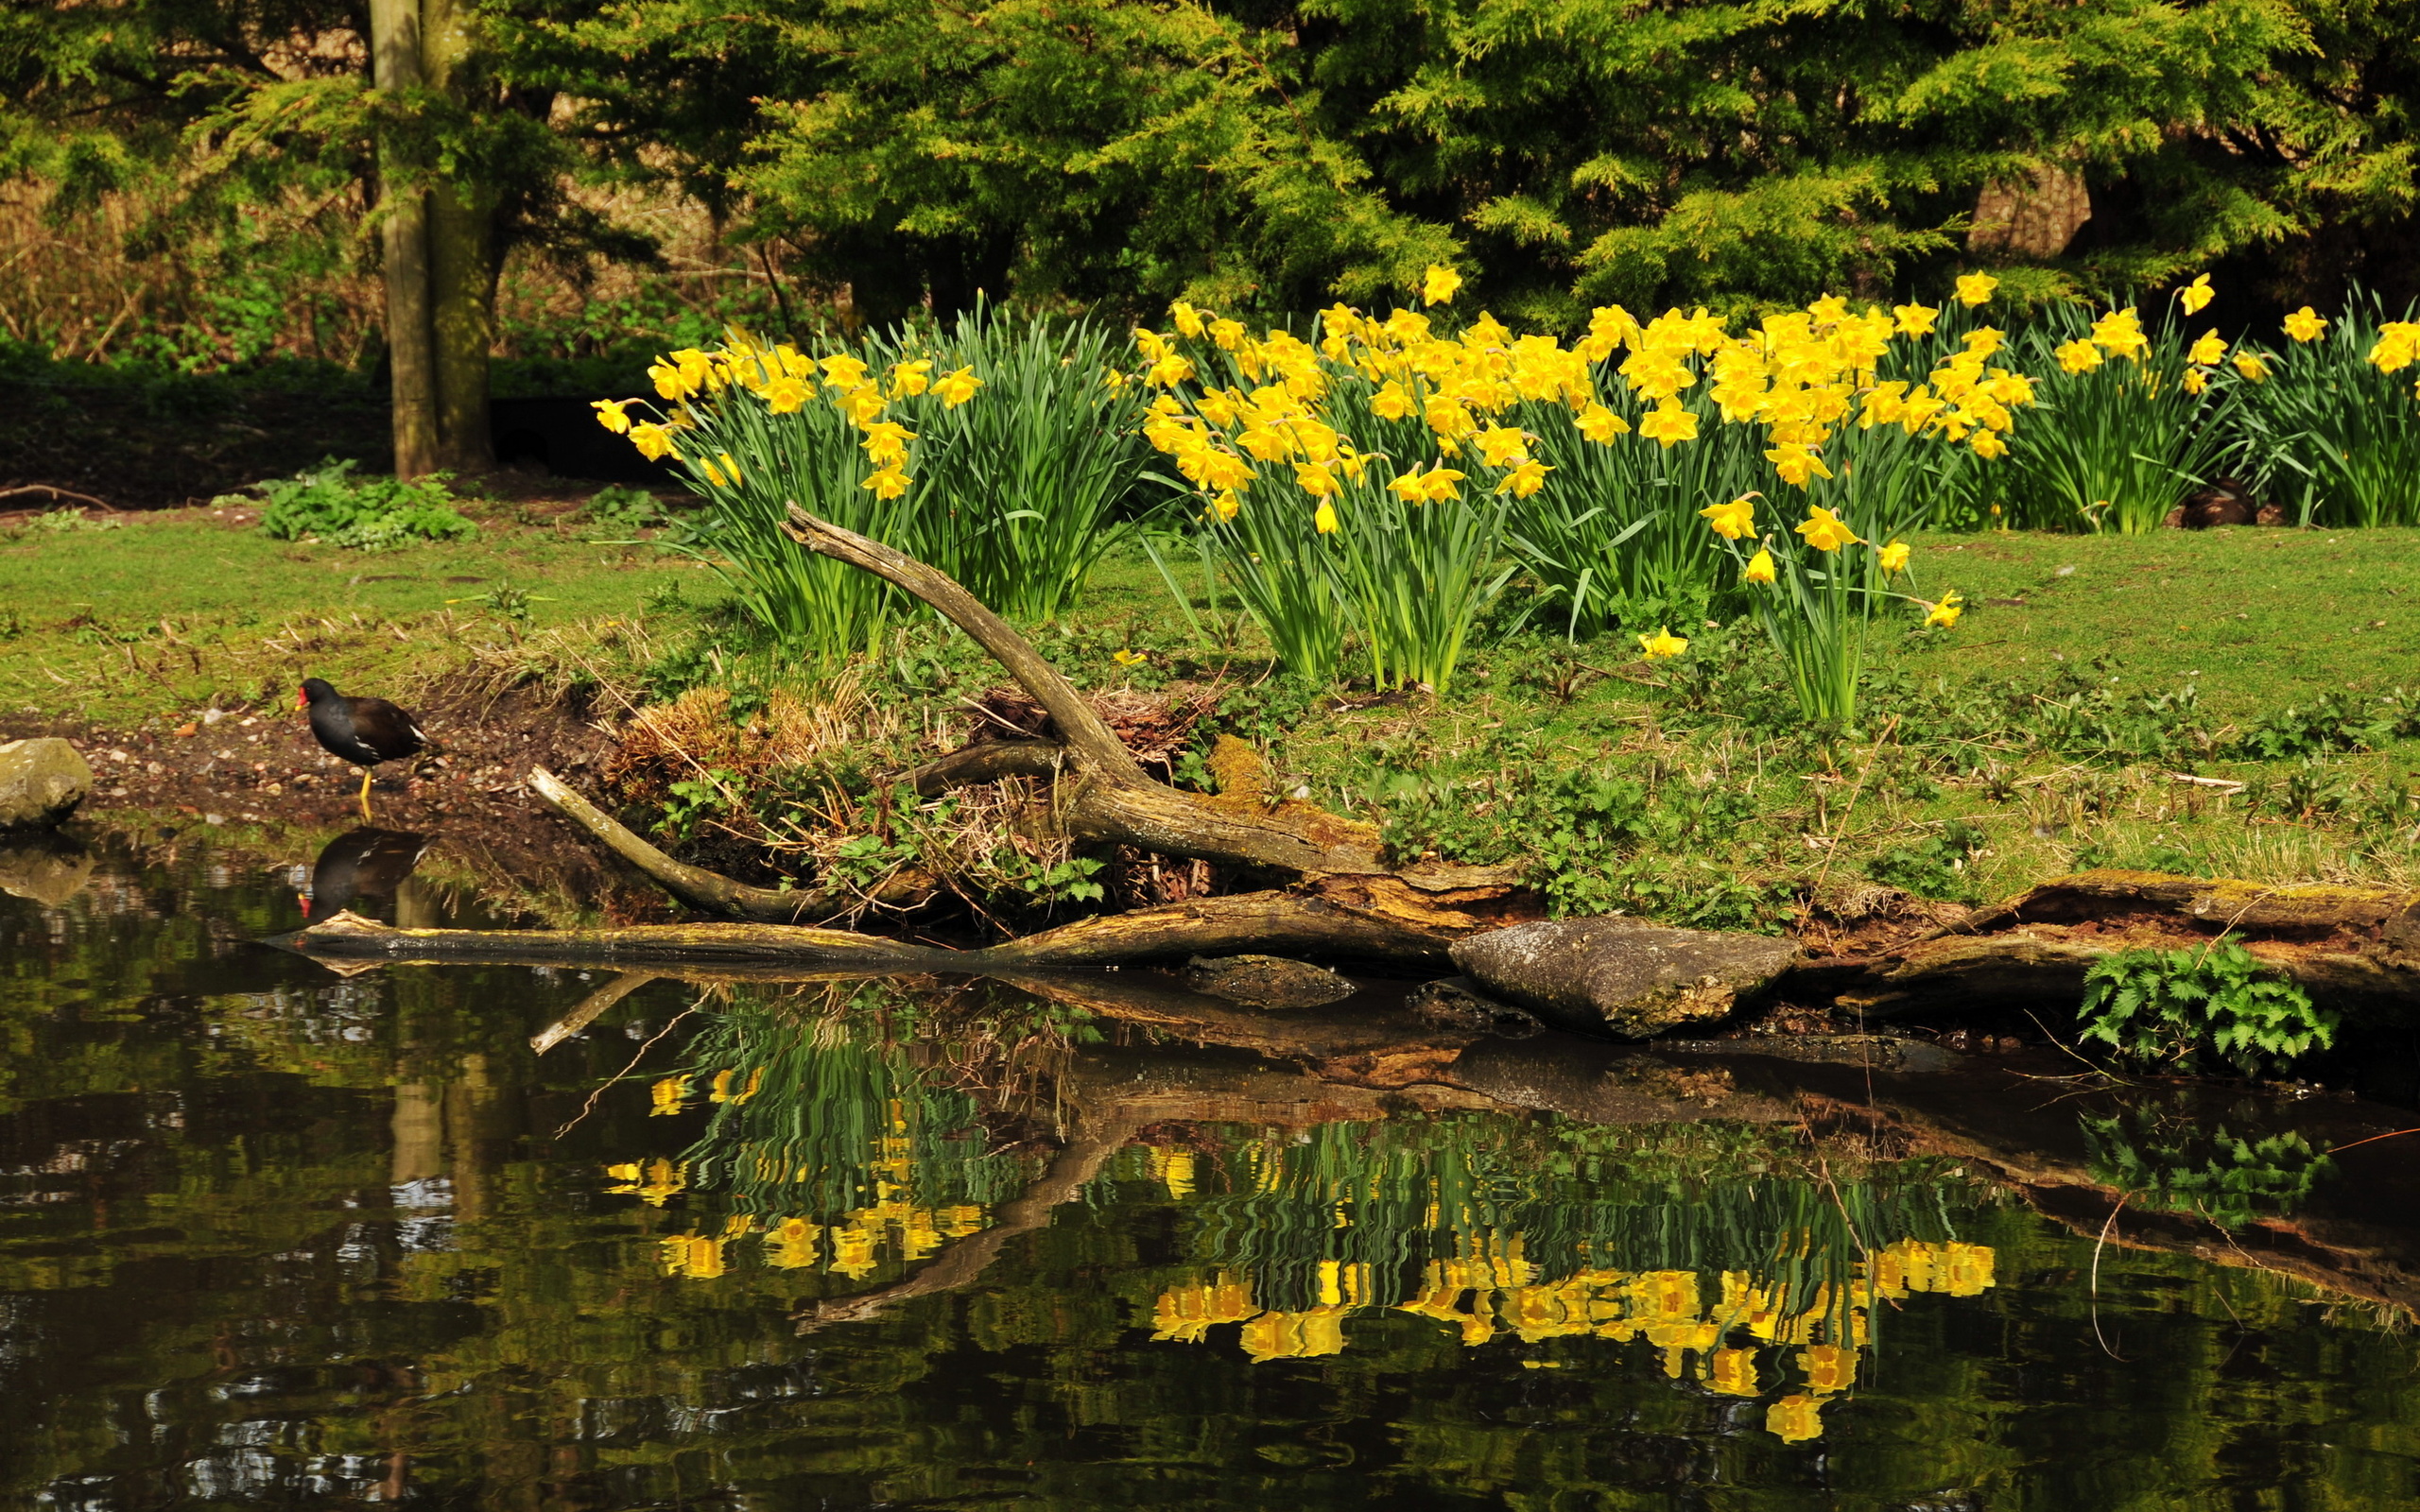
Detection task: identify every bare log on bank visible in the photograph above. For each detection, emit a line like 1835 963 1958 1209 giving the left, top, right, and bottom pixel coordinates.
280 885 1463 972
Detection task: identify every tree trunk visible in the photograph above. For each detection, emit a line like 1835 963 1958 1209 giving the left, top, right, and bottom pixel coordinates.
370 0 439 479
421 0 494 473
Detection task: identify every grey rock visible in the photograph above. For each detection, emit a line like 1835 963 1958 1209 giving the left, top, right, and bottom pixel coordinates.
1449 915 1800 1039
1183 954 1357 1009
1406 976 1543 1039
0 738 95 829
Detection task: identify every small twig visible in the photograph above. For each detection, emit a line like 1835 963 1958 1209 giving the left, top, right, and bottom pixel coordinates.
0 483 115 510
1806 715 1901 901
2089 1194 2131 1361
554 1004 701 1137
2169 773 2246 791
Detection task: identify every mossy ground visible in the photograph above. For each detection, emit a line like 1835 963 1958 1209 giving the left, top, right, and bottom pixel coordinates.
8 507 2418 926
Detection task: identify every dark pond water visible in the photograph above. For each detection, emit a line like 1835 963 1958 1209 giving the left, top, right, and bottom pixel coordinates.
9 830 2420 1509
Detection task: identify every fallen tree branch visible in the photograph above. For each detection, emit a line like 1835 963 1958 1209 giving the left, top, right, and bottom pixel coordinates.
528 765 926 923
278 886 1461 971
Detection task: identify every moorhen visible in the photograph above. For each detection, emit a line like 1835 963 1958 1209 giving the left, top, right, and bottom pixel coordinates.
298 678 432 820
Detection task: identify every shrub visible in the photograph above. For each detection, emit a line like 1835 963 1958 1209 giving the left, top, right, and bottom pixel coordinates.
2077 942 2336 1079
248 458 477 550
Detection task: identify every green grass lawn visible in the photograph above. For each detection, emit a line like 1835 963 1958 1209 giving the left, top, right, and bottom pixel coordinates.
1893 527 2420 724
8 510 2419 916
0 509 700 721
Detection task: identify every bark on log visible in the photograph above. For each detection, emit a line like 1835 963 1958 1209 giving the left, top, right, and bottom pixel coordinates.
1788 869 2420 1015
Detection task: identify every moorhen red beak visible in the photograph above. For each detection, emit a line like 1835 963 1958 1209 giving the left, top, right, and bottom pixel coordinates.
298 678 432 821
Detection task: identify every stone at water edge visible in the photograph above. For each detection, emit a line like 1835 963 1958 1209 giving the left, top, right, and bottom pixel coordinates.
0 832 95 905
1184 954 1357 1009
1449 916 1800 1040
0 738 95 829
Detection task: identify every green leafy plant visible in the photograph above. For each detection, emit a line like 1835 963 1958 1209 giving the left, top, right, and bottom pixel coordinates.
248 458 477 550
2078 942 2337 1078
579 484 669 534
659 766 741 841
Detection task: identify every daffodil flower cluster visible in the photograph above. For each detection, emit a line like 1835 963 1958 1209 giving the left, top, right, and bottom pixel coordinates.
1135 282 2033 688
1698 488 1962 721
601 335 981 502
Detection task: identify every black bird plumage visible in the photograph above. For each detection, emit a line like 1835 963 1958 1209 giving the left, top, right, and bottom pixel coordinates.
299 678 431 818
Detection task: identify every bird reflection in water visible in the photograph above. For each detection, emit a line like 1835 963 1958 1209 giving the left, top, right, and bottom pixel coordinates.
301 827 435 923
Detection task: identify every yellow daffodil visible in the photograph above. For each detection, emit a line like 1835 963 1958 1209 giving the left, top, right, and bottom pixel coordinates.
1314 500 1340 534
889 359 933 397
1421 265 1463 305
648 360 689 402
2183 368 2210 395
1294 461 1340 497
2055 338 2102 374
2089 308 2149 359
1794 506 1859 552
2284 306 2328 343
2187 331 2227 367
2180 274 2214 315
862 466 912 501
821 353 870 389
1496 458 1551 497
1211 489 1241 522
1169 301 1206 338
1766 442 1833 487
1417 464 1467 503
1954 272 1998 307
1893 301 1940 337
859 420 916 467
1473 424 1530 468
716 451 742 488
1574 402 1630 444
1700 493 1756 540
840 387 887 425
1113 648 1148 666
1925 590 1964 628
1148 352 1196 387
1208 318 1245 351
629 422 674 461
1877 540 1911 573
1637 627 1689 660
592 398 633 434
2370 321 2419 372
2234 350 2271 383
1638 400 1699 448
764 374 811 413
1372 381 1415 421
1743 548 1777 584
1970 429 2009 459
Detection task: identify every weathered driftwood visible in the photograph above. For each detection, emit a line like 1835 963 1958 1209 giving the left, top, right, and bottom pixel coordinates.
1791 869 2420 1015
280 886 1464 972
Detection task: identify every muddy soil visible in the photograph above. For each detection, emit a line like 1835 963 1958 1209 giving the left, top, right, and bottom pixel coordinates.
2 683 682 925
